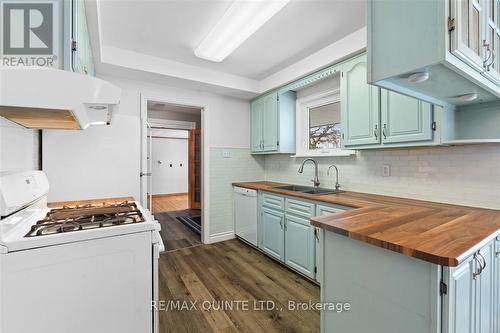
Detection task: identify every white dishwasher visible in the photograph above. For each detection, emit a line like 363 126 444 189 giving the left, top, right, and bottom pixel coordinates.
233 187 258 246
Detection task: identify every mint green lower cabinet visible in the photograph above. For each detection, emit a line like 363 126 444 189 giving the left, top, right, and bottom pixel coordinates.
261 208 285 261
315 204 346 283
284 214 315 279
443 242 497 333
475 243 495 333
495 237 500 333
381 89 433 144
444 255 475 333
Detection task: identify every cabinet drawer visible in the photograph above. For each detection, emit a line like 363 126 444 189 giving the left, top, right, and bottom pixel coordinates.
286 198 315 218
262 193 284 211
316 204 346 216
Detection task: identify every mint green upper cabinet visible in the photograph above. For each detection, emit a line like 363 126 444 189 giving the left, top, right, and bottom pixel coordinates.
69 0 95 75
380 90 433 143
341 54 381 147
284 214 315 279
484 0 500 85
250 99 264 152
449 0 486 73
250 91 296 154
262 93 279 151
367 0 499 106
261 208 285 261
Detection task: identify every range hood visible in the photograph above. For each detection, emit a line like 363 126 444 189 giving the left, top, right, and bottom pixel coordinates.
0 67 121 130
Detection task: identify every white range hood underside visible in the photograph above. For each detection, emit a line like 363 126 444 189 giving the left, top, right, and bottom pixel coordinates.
0 67 121 130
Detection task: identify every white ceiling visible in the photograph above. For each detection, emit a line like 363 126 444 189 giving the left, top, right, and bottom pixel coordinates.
147 101 202 114
98 0 366 80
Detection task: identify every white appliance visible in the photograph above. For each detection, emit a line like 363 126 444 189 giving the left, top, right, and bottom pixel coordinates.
0 67 121 129
0 171 164 333
233 187 258 246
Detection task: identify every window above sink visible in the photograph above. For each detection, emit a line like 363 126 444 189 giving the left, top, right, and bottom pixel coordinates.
294 88 355 157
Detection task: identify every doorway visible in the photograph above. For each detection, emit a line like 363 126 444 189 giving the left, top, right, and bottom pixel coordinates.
141 98 204 251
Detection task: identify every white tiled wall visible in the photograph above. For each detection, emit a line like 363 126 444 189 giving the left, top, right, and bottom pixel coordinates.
264 145 500 209
0 118 39 172
209 147 264 237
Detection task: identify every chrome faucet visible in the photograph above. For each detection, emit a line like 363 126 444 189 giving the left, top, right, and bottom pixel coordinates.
327 164 341 191
298 158 320 188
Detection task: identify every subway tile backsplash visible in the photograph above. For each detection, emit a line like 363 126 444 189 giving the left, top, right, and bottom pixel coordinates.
264 145 500 209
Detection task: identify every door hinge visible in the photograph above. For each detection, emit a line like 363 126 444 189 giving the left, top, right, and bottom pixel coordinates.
448 17 455 32
71 39 77 51
432 121 437 131
314 266 317 274
277 95 280 102
440 281 448 296
341 72 344 78
342 133 345 140
277 140 280 146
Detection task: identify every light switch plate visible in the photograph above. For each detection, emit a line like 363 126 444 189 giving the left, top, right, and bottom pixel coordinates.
382 164 391 177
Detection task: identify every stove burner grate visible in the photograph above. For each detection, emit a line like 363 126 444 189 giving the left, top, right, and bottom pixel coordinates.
25 201 145 237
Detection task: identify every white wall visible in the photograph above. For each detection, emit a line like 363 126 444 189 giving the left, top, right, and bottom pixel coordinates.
42 74 251 240
0 118 39 172
151 137 188 195
43 74 250 202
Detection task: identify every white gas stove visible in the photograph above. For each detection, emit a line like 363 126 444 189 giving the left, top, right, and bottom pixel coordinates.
0 171 164 333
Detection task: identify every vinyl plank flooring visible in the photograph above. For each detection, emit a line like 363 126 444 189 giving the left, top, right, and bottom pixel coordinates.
158 239 320 333
155 209 201 251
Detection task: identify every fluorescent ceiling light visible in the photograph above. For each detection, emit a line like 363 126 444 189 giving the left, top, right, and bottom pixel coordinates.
195 0 290 62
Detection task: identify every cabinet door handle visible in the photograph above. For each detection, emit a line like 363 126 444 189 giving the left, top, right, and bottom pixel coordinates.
314 227 320 241
473 254 482 279
483 40 492 69
374 125 378 139
473 252 485 279
488 50 496 71
478 252 486 271
382 124 387 139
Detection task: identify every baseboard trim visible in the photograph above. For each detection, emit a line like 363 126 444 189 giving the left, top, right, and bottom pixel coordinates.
152 193 188 198
208 231 235 244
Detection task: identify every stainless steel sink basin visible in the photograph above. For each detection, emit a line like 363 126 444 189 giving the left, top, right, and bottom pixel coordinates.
274 185 314 192
273 184 343 195
302 188 344 195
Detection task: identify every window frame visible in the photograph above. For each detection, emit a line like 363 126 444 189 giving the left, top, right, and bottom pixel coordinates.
295 89 354 157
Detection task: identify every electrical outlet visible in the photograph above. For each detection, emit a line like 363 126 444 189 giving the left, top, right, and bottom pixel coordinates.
382 164 391 177
222 150 231 158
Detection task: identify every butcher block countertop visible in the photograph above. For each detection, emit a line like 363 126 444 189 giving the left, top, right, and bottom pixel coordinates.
232 181 500 267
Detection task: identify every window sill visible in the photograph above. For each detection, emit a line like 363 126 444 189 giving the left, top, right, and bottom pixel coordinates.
291 150 356 158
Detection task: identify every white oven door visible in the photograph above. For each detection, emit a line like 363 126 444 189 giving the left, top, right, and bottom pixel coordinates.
0 232 153 333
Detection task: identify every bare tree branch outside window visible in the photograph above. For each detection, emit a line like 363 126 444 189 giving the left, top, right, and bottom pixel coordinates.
309 123 341 150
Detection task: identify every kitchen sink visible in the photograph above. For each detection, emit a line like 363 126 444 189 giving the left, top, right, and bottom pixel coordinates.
274 184 343 195
274 184 314 192
302 188 344 195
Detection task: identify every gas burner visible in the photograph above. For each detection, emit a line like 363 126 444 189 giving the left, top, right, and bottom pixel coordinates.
25 201 145 237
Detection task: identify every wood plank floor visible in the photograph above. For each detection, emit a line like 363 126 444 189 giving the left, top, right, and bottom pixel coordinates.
158 239 320 333
155 209 202 251
153 194 189 213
